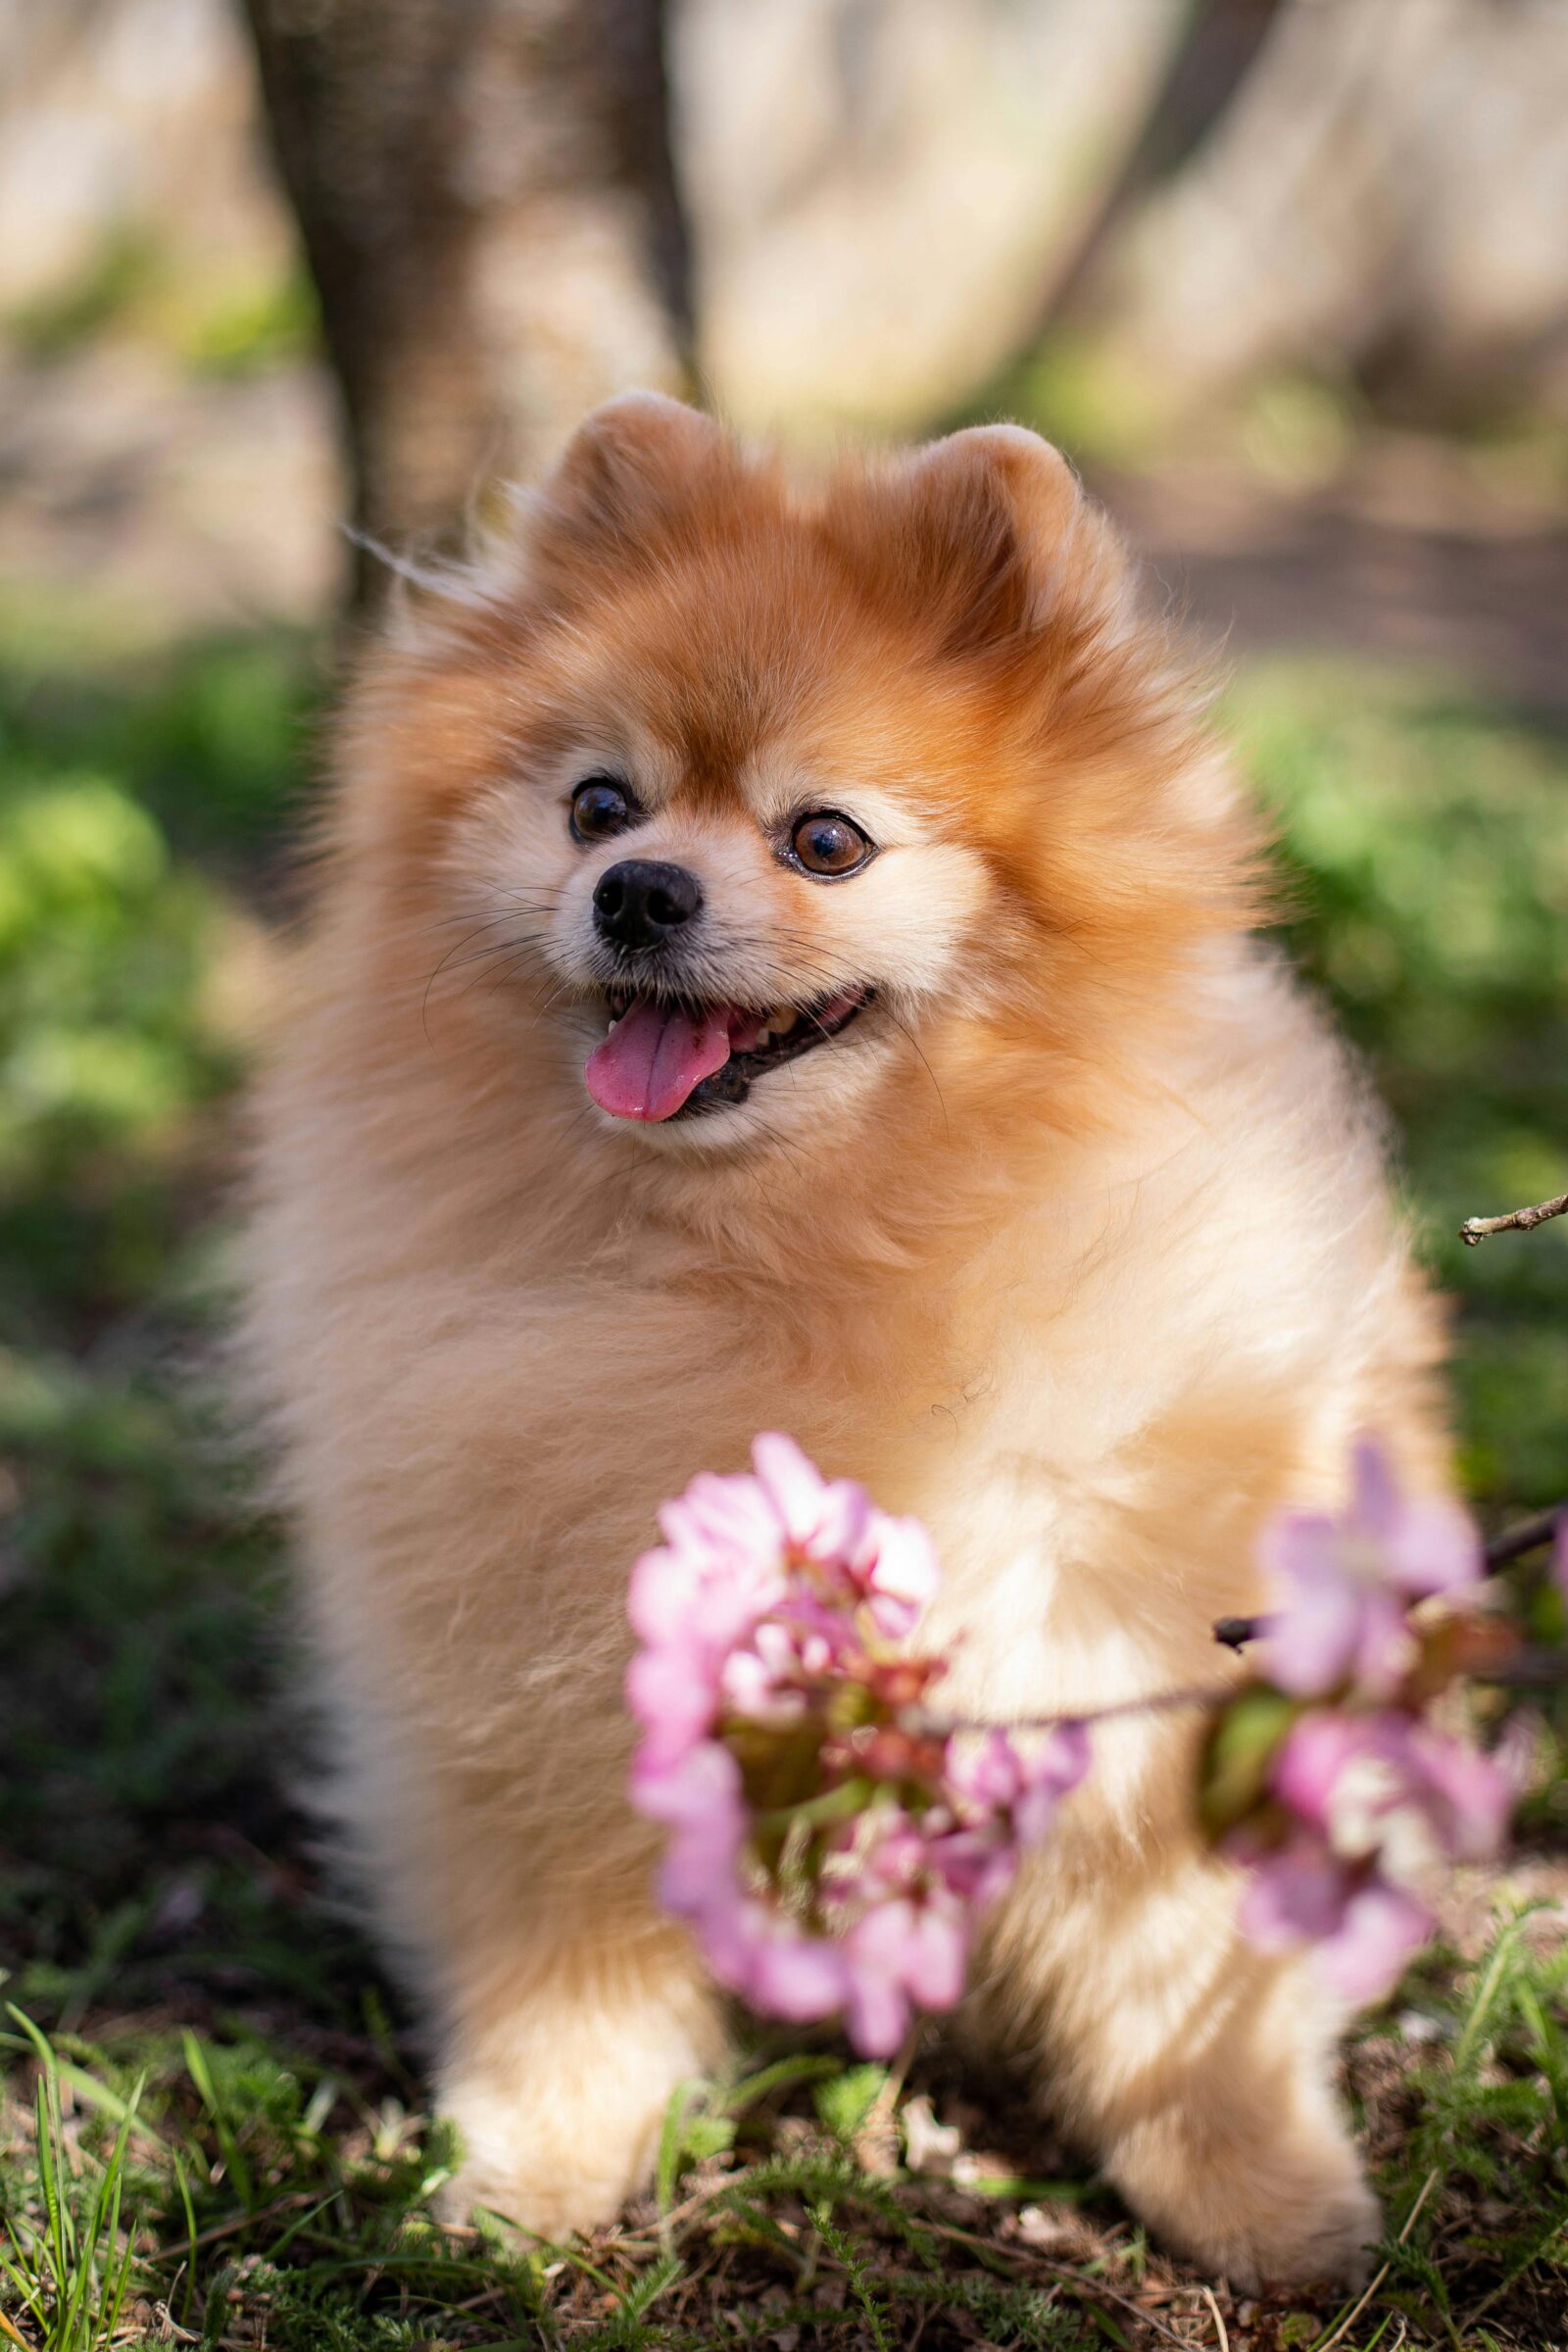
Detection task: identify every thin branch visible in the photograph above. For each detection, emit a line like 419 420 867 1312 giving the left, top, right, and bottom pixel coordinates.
1212 1502 1565 1649
944 1682 1239 1738
1214 1614 1273 1651
914 2217 1196 2352
1482 1648 1568 1688
1460 1191 1568 1246
974 1647 1568 1740
1200 2281 1231 2352
1485 1506 1563 1569
1309 2166 1440 2352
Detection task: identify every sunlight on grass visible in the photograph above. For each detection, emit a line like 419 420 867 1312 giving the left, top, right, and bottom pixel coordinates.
0 1922 1564 2348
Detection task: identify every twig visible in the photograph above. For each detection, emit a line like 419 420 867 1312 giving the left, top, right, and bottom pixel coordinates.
615 2176 733 2246
1486 1649 1568 1686
1460 1191 1568 1246
1213 1502 1566 1650
1214 1614 1274 1651
1485 1505 1563 1569
1224 1640 1568 1689
1308 2164 1439 2352
1025 2256 1196 2352
922 2218 1194 2352
939 1680 1245 1740
859 2020 923 2168
1200 2280 1230 2352
937 1634 1568 1753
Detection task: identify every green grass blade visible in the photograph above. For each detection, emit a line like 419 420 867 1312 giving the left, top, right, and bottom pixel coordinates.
716 2053 843 2116
182 2029 255 2209
1453 1914 1526 2075
0 2239 48 2328
811 2200 893 2352
654 2078 703 2219
172 2152 198 2328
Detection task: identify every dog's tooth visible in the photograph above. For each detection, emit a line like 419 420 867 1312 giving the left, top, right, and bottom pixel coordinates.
771 1006 799 1037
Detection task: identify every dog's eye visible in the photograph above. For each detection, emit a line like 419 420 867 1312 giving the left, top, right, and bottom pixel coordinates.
790 810 873 878
570 776 637 843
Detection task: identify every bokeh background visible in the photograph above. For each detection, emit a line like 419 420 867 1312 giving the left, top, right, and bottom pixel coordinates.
1 6 1566 2346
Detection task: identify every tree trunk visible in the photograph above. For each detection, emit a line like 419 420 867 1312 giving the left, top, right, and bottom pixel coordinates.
240 0 693 599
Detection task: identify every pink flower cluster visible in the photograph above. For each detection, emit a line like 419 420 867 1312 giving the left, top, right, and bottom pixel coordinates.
1236 1707 1512 1999
1227 1439 1511 2000
627 1435 1089 2054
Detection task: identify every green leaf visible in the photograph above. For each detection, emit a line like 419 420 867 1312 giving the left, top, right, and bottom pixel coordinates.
812 2063 888 2143
1197 1685 1299 1838
716 2052 843 2116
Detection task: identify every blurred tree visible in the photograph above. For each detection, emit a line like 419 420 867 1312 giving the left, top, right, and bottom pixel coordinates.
678 0 1192 436
1094 0 1568 423
240 0 693 598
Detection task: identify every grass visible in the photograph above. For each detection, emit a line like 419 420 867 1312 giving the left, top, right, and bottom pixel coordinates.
0 1928 1564 2348
7 227 319 381
0 621 1565 2346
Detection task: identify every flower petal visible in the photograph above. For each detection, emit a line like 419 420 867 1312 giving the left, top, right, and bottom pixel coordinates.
1381 1496 1484 1598
627 1544 701 1646
1348 1588 1417 1700
844 1971 910 2058
1272 1710 1382 1833
1238 1840 1352 1948
751 1432 832 1546
707 1899 848 2021
1314 1875 1430 2003
1260 1553 1365 1697
863 1513 941 1631
631 1736 742 1827
1402 1728 1512 1863
811 1477 874 1567
902 1903 969 2011
625 1644 718 1762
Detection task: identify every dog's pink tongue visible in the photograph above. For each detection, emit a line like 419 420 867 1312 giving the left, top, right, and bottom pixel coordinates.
584 997 734 1120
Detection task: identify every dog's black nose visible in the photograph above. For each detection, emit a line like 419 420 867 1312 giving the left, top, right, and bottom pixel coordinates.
593 859 703 952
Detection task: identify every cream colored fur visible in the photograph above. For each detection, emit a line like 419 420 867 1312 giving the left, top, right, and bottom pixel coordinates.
242 399 1447 2286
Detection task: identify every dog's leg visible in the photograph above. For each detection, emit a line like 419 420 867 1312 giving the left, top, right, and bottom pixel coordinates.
432 1907 726 2240
315 1627 726 2239
981 1832 1379 2289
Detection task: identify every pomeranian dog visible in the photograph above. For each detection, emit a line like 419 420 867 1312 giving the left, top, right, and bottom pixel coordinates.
244 394 1449 2286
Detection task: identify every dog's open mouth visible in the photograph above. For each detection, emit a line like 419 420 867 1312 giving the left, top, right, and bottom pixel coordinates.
583 984 872 1121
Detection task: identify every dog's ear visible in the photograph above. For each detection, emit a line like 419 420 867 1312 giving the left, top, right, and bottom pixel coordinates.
890 423 1100 659
542 392 727 550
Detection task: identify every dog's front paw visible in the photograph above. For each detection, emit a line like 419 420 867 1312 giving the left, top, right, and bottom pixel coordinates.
1192 2162 1381 2294
1108 2110 1380 2290
432 1958 724 2244
436 2157 622 2245
435 2075 655 2243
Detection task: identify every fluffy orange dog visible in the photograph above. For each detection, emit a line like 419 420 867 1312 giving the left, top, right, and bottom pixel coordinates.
244 395 1448 2284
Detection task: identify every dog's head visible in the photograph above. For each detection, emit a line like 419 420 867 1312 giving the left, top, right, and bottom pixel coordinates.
346 396 1262 1161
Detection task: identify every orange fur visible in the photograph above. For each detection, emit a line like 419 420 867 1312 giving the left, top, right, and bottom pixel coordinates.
242 397 1448 2283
